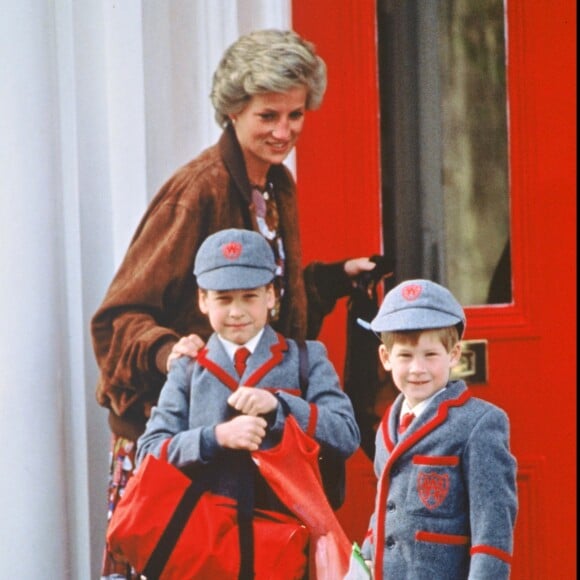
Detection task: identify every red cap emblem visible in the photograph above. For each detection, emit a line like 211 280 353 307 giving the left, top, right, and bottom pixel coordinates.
402 284 422 301
222 242 242 260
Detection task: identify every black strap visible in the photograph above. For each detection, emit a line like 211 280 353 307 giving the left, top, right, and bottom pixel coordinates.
296 340 346 510
296 339 309 395
236 454 256 580
143 476 208 578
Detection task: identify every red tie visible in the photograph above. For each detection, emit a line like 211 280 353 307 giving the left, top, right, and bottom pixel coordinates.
398 412 415 434
234 347 251 377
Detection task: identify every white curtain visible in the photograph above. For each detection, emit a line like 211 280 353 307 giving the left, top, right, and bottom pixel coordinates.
0 1 290 576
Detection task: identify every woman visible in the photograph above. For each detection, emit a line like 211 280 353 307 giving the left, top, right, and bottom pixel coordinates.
92 29 373 578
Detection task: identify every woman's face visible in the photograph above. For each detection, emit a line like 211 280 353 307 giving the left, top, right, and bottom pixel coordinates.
231 86 308 184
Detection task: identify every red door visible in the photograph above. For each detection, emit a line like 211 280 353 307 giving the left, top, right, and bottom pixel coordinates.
293 1 576 578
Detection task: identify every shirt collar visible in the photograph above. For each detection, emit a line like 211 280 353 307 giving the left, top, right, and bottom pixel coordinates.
217 329 264 361
402 386 447 419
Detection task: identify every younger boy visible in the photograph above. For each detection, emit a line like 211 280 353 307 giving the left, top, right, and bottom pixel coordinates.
136 229 360 576
361 279 517 580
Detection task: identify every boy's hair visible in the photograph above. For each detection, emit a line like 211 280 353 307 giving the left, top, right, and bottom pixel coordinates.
380 326 460 353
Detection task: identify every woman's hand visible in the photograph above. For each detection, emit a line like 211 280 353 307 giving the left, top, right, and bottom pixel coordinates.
228 386 278 416
215 415 268 451
343 257 376 278
166 333 206 372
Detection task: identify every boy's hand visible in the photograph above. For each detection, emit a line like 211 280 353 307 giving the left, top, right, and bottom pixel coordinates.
227 386 278 416
215 415 267 451
166 333 205 372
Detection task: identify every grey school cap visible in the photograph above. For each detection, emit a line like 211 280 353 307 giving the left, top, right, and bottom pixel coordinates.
194 228 276 291
371 279 466 337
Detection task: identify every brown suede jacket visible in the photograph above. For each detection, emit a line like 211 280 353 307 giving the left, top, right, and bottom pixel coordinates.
91 125 352 439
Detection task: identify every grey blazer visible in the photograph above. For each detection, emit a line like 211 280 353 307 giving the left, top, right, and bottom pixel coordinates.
137 325 360 502
362 381 517 580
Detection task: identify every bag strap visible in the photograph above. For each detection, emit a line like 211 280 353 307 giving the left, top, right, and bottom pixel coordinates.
297 339 309 395
143 475 208 578
235 454 256 580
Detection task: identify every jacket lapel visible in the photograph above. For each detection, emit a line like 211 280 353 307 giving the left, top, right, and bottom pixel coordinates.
243 328 288 386
197 328 288 390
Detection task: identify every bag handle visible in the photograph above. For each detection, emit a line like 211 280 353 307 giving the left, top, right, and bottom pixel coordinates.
159 437 172 462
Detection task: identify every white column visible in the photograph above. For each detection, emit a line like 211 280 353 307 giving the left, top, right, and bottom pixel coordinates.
0 1 292 576
0 1 70 577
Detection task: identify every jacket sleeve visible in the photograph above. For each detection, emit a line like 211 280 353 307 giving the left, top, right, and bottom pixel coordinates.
91 189 213 415
136 357 207 468
273 340 361 458
465 407 518 579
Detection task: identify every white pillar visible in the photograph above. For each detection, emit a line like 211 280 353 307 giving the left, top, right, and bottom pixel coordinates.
0 1 70 576
0 1 292 576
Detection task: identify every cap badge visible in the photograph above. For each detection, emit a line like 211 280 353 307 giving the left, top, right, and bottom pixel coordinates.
222 242 242 260
402 284 423 301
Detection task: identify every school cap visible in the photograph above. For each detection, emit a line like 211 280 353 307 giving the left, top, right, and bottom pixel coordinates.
194 228 276 291
371 279 466 337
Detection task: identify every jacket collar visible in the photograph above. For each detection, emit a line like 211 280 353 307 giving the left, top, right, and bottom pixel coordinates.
383 381 470 452
197 326 288 390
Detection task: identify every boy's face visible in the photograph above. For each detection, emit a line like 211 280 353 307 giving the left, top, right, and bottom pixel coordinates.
378 330 462 408
198 285 275 345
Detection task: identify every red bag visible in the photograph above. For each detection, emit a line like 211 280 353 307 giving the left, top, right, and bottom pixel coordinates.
252 415 352 580
107 439 309 579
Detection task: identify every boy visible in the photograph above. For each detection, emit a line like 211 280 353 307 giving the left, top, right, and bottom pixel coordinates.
136 228 360 576
361 279 517 580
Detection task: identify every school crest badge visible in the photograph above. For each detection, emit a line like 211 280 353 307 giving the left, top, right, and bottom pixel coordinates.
417 472 450 510
221 241 242 260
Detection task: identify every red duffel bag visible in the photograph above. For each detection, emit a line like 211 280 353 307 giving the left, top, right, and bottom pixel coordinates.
252 414 352 580
107 438 309 579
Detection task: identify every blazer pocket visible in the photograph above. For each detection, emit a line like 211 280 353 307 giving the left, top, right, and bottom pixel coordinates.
407 455 465 518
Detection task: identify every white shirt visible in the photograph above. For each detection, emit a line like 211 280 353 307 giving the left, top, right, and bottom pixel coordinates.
217 329 264 362
401 387 447 421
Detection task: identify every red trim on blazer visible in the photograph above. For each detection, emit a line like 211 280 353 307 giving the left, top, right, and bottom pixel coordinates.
245 334 288 385
373 388 472 580
197 347 238 390
415 530 470 545
380 404 395 453
306 402 318 437
471 544 513 564
197 334 289 391
413 455 460 466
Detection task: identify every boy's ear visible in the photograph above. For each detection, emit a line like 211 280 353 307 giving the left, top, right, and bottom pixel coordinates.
378 344 392 371
266 284 276 308
449 342 462 367
198 289 209 314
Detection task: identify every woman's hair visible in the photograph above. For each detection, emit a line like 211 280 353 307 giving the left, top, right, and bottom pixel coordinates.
380 326 461 353
210 29 327 127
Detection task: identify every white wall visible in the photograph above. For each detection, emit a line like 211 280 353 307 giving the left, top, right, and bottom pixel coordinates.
0 1 290 576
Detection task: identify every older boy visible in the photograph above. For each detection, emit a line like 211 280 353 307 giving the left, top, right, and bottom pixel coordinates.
361 279 517 580
136 229 360 577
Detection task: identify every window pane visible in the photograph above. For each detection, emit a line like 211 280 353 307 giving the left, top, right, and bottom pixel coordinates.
377 0 511 305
